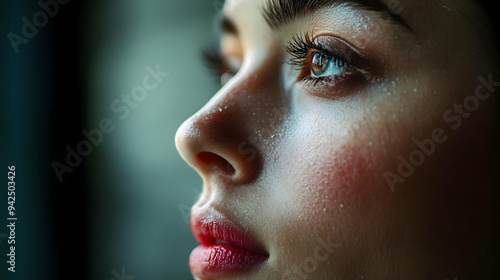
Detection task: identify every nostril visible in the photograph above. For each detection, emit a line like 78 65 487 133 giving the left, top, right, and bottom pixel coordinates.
197 152 236 176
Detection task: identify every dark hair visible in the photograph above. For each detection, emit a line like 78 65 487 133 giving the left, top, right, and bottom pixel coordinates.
476 0 500 49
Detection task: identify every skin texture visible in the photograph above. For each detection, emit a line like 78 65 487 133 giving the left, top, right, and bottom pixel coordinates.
176 0 499 279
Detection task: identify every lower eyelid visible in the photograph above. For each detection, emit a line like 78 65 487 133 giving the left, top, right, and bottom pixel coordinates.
298 69 369 96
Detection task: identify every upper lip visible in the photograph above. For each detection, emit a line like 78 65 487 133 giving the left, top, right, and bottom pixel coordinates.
191 207 268 256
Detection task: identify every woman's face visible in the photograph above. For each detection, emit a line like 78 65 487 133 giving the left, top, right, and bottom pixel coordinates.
176 0 497 279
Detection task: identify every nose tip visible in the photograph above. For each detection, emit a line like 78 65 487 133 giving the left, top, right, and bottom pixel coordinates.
175 110 261 185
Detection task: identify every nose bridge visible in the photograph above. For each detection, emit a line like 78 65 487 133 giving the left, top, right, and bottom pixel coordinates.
175 71 284 185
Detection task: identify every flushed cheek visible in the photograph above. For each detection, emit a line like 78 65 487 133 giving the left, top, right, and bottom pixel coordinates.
264 130 387 275
268 119 386 228
261 97 402 264
282 131 380 212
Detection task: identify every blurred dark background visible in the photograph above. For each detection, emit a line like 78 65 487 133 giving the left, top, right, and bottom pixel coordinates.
2 1 500 280
1 1 219 279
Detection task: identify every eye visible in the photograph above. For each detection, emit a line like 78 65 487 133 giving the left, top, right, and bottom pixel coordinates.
310 51 352 78
311 52 329 76
285 33 365 85
202 47 241 86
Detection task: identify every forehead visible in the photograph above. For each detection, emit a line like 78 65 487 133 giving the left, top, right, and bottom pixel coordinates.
221 0 482 30
221 0 492 52
222 0 405 37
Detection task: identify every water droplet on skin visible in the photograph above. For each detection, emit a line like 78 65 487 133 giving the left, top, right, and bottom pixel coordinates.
340 204 343 208
414 88 418 93
218 108 222 112
368 141 373 146
323 208 326 212
387 92 391 96
372 105 377 110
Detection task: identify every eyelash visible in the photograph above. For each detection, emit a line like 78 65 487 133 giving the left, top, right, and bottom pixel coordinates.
285 32 352 84
202 46 233 84
202 33 356 86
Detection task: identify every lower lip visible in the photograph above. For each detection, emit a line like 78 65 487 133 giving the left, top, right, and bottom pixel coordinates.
190 244 268 278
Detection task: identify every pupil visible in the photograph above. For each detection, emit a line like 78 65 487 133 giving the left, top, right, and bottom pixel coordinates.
312 52 329 76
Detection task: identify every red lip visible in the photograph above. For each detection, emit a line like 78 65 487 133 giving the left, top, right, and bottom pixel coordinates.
190 207 268 278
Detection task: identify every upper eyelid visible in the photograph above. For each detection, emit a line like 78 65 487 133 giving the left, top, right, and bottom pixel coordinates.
284 33 350 69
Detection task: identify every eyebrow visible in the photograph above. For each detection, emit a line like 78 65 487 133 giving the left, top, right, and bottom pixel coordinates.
262 0 412 32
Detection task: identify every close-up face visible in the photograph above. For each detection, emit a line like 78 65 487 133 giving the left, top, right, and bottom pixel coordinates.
176 0 499 279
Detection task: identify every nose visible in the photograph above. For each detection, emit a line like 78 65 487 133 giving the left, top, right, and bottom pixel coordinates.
175 77 269 185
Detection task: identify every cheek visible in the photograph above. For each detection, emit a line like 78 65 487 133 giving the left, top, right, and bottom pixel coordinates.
263 119 391 273
269 115 389 230
296 145 369 212
278 119 384 217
